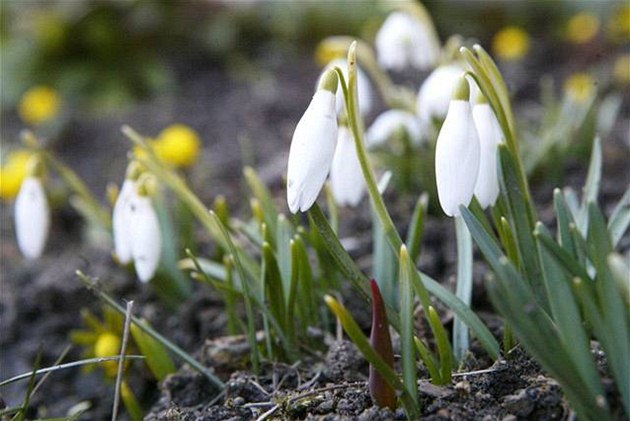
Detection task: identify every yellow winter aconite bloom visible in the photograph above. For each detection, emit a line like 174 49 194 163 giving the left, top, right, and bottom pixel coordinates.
608 6 630 42
567 12 600 44
18 86 61 126
492 26 530 61
154 124 202 168
94 332 122 377
0 150 34 200
614 54 630 85
564 73 596 102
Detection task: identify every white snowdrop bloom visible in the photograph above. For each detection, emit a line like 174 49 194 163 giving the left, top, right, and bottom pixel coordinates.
287 70 339 213
472 101 504 209
330 126 365 206
112 178 136 265
416 64 464 134
375 11 440 71
321 58 373 116
435 78 480 217
366 109 422 148
130 192 162 283
14 176 50 259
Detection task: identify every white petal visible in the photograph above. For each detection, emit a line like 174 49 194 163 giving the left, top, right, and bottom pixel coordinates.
130 195 162 282
330 127 365 206
435 100 481 217
417 64 464 134
366 109 422 148
376 12 440 71
287 90 338 213
112 179 135 264
321 59 373 116
473 103 503 208
14 177 50 259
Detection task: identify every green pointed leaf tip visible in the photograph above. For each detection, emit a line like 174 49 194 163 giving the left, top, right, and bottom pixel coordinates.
369 279 397 410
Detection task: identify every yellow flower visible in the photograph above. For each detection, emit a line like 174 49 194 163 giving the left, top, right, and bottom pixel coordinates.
607 5 630 42
492 26 530 61
153 124 202 168
614 54 630 85
18 86 61 126
94 332 122 377
564 73 596 102
567 12 600 44
0 150 34 200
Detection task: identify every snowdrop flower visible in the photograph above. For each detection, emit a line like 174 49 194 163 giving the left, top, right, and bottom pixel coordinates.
435 76 480 217
14 175 50 259
287 70 339 213
472 96 504 209
330 126 365 206
321 58 373 116
366 109 422 148
416 64 464 135
375 11 440 71
112 178 136 265
129 182 162 283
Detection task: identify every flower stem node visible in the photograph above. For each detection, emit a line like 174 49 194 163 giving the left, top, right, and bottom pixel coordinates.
15 176 50 259
435 85 481 217
286 84 339 213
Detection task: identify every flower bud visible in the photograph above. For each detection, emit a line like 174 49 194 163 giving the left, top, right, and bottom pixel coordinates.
330 126 365 207
15 176 50 259
416 64 465 134
472 97 504 209
435 77 480 217
130 190 162 282
287 75 339 213
366 109 422 148
375 11 440 71
112 178 136 265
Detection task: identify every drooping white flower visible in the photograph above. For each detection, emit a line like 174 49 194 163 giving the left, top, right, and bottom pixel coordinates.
112 178 136 265
129 191 161 283
375 11 440 71
366 109 422 148
435 77 480 217
330 126 365 206
472 100 504 209
416 64 464 135
287 70 339 213
14 176 50 259
321 58 373 116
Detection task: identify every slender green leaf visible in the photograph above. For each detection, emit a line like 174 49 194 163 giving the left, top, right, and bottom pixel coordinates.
399 246 418 404
405 193 428 262
130 323 176 381
243 166 278 235
453 216 472 362
276 215 294 304
608 186 630 247
428 306 453 384
414 337 441 383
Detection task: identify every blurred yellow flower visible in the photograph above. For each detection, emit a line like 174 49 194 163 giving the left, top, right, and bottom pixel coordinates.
564 73 596 102
607 6 630 42
567 11 600 44
492 26 530 61
154 124 202 168
94 332 122 377
18 86 61 126
0 150 34 200
614 54 630 85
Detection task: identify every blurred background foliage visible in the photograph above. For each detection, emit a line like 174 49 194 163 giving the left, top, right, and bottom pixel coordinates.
2 0 626 112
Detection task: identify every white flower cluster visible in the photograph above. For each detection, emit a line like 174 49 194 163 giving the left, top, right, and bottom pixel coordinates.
435 76 504 217
286 9 504 216
112 175 162 282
